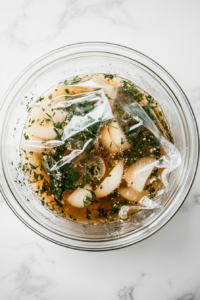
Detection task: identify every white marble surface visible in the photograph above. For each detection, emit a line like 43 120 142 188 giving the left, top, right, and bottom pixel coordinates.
0 0 200 299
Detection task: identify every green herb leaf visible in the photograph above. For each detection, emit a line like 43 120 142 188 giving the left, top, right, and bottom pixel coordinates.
24 133 29 140
104 74 114 79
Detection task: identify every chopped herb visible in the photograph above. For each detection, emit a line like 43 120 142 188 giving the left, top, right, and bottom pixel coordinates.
97 206 107 217
46 113 53 120
150 168 158 177
24 133 29 140
86 207 91 219
149 187 155 194
54 122 63 129
107 200 127 216
105 94 111 99
108 124 118 129
29 163 39 170
37 97 44 103
70 76 82 85
83 196 91 207
53 128 62 140
108 162 112 169
104 74 114 79
65 89 70 94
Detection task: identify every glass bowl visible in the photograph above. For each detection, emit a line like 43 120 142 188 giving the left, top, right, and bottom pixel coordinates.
0 42 199 251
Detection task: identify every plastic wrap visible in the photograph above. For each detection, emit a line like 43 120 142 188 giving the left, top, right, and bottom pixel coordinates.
21 75 181 222
115 84 181 218
22 82 113 164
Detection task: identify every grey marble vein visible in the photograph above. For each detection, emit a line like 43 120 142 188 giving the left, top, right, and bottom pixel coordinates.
118 286 134 300
194 194 200 205
180 193 200 211
0 256 56 300
177 293 196 300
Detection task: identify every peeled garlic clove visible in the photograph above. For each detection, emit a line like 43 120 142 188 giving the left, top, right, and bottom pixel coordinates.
100 126 119 153
44 84 70 98
22 128 43 143
34 124 62 140
67 184 92 208
95 160 124 198
92 74 122 100
118 187 147 202
31 106 68 124
27 106 67 140
108 120 131 150
125 157 157 192
37 85 71 107
21 128 47 153
27 119 63 140
38 84 90 108
20 147 48 192
80 155 106 180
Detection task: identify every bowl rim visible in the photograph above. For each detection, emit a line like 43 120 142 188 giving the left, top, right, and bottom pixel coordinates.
0 42 199 251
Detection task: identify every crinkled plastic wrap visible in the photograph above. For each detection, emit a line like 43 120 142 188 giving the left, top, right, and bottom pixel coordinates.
21 76 181 222
115 84 181 218
22 80 113 166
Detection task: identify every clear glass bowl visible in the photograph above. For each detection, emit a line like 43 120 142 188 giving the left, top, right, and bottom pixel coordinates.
0 42 199 251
